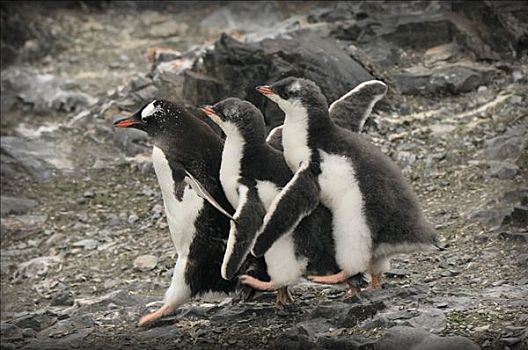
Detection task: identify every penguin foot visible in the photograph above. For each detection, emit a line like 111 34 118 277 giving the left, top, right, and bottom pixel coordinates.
344 287 361 301
239 274 276 291
138 304 175 327
275 287 294 308
363 273 382 292
307 270 349 284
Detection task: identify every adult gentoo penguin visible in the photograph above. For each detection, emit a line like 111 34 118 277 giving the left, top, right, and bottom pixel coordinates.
114 100 267 326
201 98 348 304
253 77 438 290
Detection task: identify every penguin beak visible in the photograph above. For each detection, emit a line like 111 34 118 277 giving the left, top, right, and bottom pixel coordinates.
113 116 145 130
200 105 223 125
256 85 276 96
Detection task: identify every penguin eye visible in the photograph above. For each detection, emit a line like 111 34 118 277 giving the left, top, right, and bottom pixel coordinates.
141 115 148 122
281 91 289 99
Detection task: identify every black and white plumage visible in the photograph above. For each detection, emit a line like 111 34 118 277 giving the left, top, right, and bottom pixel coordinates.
201 100 341 300
254 77 438 287
114 100 267 325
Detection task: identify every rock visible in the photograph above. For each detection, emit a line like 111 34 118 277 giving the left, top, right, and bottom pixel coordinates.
385 269 410 278
39 315 94 338
377 326 480 350
506 206 528 228
21 328 92 350
0 196 38 216
1 136 74 181
394 63 497 95
142 21 188 39
127 213 139 224
183 31 373 128
16 255 63 279
337 302 386 328
1 68 97 113
489 161 520 180
499 231 528 243
481 128 528 161
200 1 280 33
407 309 447 334
424 43 460 66
1 214 47 242
292 318 334 340
13 310 58 332
1 322 23 341
50 289 74 306
317 335 376 350
75 289 154 313
133 255 158 271
72 239 99 250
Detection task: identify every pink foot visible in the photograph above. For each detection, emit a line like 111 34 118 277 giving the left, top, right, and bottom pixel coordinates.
239 274 276 291
138 304 176 327
307 270 349 284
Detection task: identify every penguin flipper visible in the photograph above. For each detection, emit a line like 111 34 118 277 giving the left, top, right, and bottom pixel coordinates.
252 162 321 257
183 170 236 222
328 80 387 132
221 184 266 281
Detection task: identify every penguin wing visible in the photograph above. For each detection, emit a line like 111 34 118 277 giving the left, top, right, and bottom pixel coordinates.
222 184 266 280
266 125 283 151
328 80 387 132
183 170 236 222
252 162 321 257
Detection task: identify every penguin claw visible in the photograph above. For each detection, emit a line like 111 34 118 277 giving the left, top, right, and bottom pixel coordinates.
138 304 175 327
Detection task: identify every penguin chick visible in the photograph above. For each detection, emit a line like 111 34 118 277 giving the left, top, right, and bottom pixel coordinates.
254 78 438 289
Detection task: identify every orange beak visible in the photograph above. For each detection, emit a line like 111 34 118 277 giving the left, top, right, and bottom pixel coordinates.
200 105 217 117
113 117 141 128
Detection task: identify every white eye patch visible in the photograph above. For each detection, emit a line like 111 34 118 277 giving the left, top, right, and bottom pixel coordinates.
141 100 158 121
288 81 301 93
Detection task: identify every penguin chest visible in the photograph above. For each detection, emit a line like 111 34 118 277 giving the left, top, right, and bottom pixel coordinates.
152 146 204 255
220 132 244 208
317 150 362 209
282 117 311 172
256 180 280 210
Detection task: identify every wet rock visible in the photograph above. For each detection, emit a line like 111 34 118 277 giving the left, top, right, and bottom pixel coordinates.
406 308 447 333
1 322 23 341
1 68 97 113
133 255 158 271
489 161 520 180
16 255 63 279
0 196 38 216
377 326 480 350
394 63 497 95
183 31 373 128
1 136 74 181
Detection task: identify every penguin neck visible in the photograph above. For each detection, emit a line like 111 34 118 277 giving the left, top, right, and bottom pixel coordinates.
153 116 224 192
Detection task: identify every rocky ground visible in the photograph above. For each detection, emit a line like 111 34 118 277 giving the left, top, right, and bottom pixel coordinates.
1 2 527 349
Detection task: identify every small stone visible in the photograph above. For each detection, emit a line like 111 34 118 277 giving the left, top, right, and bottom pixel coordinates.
22 328 37 338
385 269 410 278
72 239 98 250
128 214 139 224
83 190 95 198
50 289 74 306
501 337 521 345
134 255 158 271
475 325 490 332
1 323 23 340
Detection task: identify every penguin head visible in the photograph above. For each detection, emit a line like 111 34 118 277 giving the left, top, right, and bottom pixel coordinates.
201 98 267 142
256 77 328 117
113 100 177 137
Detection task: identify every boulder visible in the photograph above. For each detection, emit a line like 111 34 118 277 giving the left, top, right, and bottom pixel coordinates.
183 31 373 129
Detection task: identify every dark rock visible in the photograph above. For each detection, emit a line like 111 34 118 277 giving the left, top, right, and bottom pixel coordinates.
394 64 497 95
377 326 480 350
21 329 92 350
183 31 373 129
503 206 528 228
294 318 334 340
490 161 520 180
13 310 58 332
76 289 154 313
50 289 74 306
337 302 386 328
317 335 377 350
137 324 182 340
385 269 410 278
0 196 38 216
39 315 94 338
1 322 23 341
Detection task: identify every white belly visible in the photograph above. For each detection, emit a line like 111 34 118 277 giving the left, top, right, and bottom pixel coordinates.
264 232 307 287
256 180 280 210
318 150 372 274
282 115 311 172
220 128 244 208
152 146 203 256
